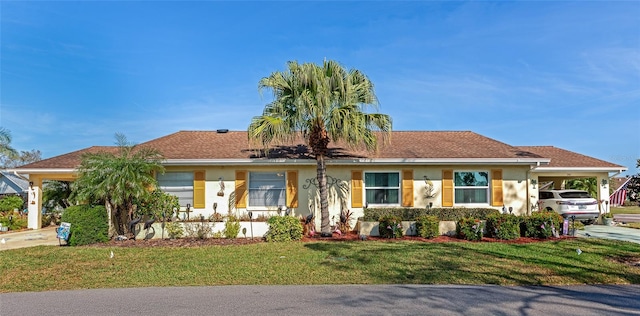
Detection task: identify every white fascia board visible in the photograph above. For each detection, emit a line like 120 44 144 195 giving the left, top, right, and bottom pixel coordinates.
7 168 77 175
162 158 550 166
531 167 627 173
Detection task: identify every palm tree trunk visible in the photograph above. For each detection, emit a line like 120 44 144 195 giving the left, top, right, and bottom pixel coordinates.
317 154 331 236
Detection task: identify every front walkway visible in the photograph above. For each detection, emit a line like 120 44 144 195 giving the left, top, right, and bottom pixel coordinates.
575 224 640 244
0 226 60 251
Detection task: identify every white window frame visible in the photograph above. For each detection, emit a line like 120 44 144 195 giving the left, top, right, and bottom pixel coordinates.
453 170 490 205
364 171 401 206
157 171 194 207
248 171 286 210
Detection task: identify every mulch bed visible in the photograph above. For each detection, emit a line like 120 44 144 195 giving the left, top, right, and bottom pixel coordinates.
92 232 575 248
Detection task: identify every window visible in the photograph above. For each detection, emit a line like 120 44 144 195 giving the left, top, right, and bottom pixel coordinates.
454 171 489 204
364 172 400 205
248 172 286 207
157 172 194 207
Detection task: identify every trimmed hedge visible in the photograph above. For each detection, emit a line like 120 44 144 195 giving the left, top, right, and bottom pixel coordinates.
415 215 439 238
486 213 520 240
379 214 403 238
521 211 563 239
265 216 303 242
60 205 109 246
363 207 499 222
456 217 484 241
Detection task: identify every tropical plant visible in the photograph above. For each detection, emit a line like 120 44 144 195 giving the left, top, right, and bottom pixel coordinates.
71 134 164 236
248 60 392 236
136 189 180 220
566 177 598 199
165 222 184 239
43 180 73 210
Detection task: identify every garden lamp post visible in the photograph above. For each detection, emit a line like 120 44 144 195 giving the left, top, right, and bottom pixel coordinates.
248 211 254 240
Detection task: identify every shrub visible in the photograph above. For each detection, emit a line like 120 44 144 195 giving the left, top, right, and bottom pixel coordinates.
166 222 183 239
224 215 241 238
521 211 563 238
0 196 25 212
456 217 483 241
485 213 520 240
0 214 27 231
61 205 109 246
414 215 439 238
265 216 303 242
184 222 212 239
379 214 403 238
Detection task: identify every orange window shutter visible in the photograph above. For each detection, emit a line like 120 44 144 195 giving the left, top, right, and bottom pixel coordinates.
351 170 363 208
193 170 205 208
286 170 299 208
491 169 504 206
402 169 414 207
442 169 453 207
235 170 247 208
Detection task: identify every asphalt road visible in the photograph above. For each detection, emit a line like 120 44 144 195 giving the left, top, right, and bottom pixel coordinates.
1 284 639 316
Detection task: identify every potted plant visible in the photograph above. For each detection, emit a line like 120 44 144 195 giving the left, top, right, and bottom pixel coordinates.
602 212 614 226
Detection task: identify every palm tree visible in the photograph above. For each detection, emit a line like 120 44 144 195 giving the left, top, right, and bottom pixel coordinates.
566 177 598 198
0 127 18 160
249 60 392 236
71 134 164 236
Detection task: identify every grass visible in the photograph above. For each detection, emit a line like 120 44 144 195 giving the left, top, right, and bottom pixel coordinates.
1 238 640 293
611 206 640 214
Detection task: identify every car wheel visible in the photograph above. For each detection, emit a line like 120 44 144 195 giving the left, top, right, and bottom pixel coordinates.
581 220 594 225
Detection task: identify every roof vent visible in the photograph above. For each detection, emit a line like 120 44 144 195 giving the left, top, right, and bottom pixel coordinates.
216 129 229 133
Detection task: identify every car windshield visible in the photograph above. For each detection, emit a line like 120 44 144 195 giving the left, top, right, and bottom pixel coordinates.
559 191 592 198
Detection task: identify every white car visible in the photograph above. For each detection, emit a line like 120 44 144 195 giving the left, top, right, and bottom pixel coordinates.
538 190 599 223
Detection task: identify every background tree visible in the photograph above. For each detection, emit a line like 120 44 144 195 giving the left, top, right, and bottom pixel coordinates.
71 134 164 236
0 149 42 168
249 60 392 236
0 127 18 163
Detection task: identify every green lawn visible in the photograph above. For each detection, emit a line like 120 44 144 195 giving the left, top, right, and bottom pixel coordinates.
612 206 640 214
2 238 640 293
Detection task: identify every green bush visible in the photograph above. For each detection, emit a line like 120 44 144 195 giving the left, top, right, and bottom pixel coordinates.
521 211 563 239
485 213 520 240
61 205 109 246
456 217 484 241
266 216 303 242
414 215 439 238
0 214 27 230
166 222 183 239
363 207 499 221
0 196 25 212
224 215 241 238
379 214 403 238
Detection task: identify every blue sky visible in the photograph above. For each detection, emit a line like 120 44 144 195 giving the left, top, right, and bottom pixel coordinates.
1 1 639 174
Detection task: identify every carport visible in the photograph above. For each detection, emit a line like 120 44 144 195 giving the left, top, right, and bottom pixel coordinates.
518 146 627 214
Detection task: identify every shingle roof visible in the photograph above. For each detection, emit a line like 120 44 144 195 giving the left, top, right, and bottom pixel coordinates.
17 130 546 170
516 146 624 169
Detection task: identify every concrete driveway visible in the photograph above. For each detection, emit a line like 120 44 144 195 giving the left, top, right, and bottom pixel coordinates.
0 226 60 251
575 223 640 244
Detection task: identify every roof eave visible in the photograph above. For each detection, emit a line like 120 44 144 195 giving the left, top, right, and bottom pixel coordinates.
531 167 627 173
162 158 550 166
